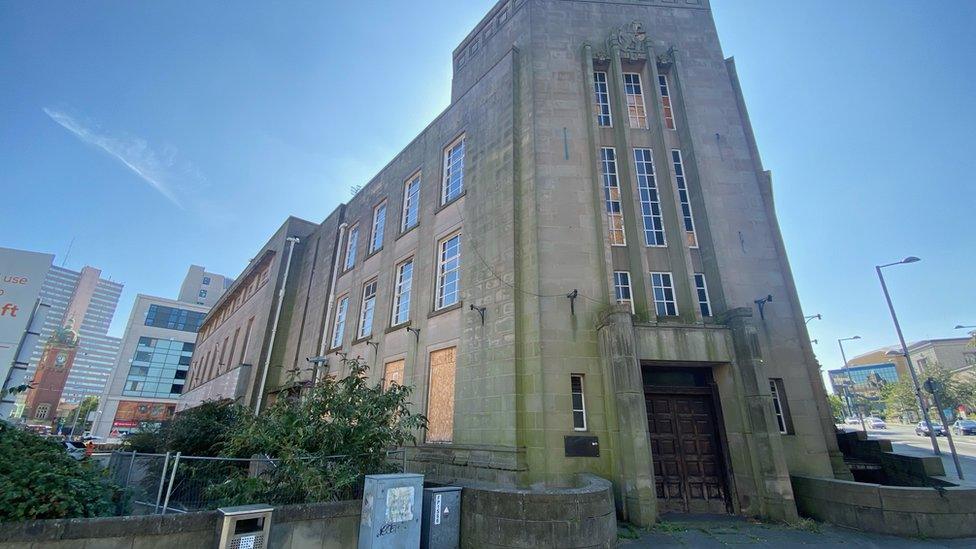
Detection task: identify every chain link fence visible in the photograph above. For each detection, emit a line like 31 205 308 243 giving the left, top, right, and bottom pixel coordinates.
105 449 405 515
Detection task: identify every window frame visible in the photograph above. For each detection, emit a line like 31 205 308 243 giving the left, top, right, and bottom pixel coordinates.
593 70 612 127
441 135 466 205
401 172 422 232
357 278 378 339
623 72 648 129
613 271 634 313
670 149 699 248
650 271 678 317
769 378 794 435
391 258 414 327
330 295 349 350
435 232 462 310
571 374 587 431
368 201 387 254
633 148 666 247
600 147 626 246
658 73 676 130
343 224 360 271
694 273 712 317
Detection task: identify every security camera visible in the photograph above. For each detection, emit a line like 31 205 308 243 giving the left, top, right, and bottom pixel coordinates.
306 356 329 364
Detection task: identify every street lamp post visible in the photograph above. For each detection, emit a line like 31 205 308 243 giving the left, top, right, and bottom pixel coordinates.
876 256 941 456
838 336 866 432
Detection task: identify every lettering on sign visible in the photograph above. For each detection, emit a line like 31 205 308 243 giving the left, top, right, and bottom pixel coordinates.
434 493 442 525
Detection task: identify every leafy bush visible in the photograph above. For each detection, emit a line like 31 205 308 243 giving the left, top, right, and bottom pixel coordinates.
209 356 426 504
122 400 246 455
0 422 121 520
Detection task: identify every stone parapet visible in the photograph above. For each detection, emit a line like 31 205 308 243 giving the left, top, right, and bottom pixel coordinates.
459 474 617 548
792 475 976 539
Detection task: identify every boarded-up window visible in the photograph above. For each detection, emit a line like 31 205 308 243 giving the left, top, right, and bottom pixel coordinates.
384 359 405 390
426 347 457 443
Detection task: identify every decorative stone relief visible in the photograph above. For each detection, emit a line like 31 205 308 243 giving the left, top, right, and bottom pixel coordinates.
607 21 648 61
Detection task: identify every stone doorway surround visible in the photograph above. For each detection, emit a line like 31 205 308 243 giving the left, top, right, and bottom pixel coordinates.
597 305 799 525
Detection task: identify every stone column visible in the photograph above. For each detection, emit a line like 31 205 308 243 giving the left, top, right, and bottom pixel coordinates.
721 307 799 522
597 305 657 526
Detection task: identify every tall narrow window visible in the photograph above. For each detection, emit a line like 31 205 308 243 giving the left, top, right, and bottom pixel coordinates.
623 73 647 129
671 150 698 248
650 271 678 316
614 271 634 313
240 317 254 364
330 296 349 349
694 273 712 317
442 136 465 204
392 258 413 326
769 379 793 434
633 148 666 246
593 71 612 127
427 347 457 443
658 74 676 130
384 359 405 390
571 375 587 431
369 202 386 254
344 225 359 270
401 173 421 232
358 279 377 339
436 233 461 309
600 147 626 246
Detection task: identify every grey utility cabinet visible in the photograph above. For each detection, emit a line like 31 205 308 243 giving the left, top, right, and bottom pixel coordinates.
358 473 424 548
420 486 461 548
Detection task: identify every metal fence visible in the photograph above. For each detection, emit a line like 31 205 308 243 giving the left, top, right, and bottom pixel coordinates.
105 449 405 515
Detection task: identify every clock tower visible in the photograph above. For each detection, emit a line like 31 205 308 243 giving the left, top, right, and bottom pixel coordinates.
24 321 80 424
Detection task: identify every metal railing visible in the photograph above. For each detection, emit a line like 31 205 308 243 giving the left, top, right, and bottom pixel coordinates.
105 449 405 515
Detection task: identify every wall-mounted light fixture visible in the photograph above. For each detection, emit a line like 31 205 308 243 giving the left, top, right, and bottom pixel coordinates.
804 313 822 324
366 340 379 352
566 289 579 316
754 294 773 320
405 326 421 340
469 304 487 325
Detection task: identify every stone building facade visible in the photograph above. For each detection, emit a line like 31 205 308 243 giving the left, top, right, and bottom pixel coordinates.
184 0 848 525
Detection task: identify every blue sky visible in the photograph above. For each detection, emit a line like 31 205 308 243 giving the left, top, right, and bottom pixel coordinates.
1 1 973 380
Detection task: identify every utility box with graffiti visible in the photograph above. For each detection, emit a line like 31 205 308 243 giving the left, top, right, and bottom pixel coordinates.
358 473 424 548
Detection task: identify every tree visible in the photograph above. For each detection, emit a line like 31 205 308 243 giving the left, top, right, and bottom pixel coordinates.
63 396 99 435
121 399 246 455
827 394 845 421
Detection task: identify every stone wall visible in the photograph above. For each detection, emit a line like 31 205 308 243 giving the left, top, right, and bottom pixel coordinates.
0 501 360 549
791 475 976 539
459 474 617 548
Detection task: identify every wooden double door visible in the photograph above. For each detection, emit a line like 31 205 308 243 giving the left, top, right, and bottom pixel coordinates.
645 390 730 513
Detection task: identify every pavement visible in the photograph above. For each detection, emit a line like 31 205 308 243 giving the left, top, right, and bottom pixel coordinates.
618 514 976 547
847 422 976 486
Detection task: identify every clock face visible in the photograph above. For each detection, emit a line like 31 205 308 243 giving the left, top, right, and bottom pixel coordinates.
55 352 68 367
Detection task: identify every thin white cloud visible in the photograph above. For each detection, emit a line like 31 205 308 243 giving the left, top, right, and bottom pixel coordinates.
43 107 189 209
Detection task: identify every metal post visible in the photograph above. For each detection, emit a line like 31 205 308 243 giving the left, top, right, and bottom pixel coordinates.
154 452 172 513
124 450 138 486
876 264 941 456
161 452 181 515
838 337 867 433
927 381 964 480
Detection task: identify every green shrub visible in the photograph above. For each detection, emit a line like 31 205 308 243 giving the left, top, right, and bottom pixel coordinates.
0 422 121 520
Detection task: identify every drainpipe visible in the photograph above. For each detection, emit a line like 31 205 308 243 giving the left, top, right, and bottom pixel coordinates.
316 222 349 380
254 236 300 415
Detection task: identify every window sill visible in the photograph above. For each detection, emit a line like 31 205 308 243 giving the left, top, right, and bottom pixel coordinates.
351 335 374 346
435 191 466 215
365 247 383 261
396 224 419 242
385 321 411 334
428 301 463 319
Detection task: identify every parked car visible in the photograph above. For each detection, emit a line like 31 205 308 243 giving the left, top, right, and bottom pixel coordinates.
865 417 887 429
64 440 87 460
951 419 976 436
915 421 946 437
844 417 862 425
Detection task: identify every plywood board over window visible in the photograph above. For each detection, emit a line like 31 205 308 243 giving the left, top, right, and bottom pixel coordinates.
426 347 457 443
384 359 405 390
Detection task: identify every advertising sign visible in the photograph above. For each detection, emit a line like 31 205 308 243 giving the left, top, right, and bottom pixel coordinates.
0 248 54 385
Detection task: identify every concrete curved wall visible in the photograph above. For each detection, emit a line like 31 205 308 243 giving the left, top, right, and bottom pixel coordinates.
792 475 976 539
459 474 616 548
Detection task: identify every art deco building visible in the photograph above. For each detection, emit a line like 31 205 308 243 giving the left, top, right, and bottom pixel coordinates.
184 0 848 524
